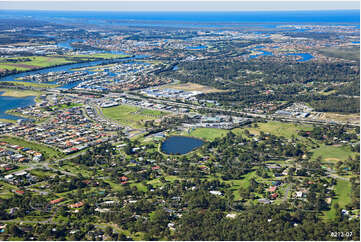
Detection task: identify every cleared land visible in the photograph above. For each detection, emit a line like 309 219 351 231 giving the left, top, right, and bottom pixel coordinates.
0 89 42 97
318 112 360 125
102 104 169 128
161 82 225 93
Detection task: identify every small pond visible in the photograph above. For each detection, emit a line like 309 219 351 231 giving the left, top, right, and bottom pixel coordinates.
161 136 204 155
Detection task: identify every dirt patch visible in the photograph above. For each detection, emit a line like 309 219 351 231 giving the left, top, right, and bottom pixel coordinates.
162 82 226 93
316 112 360 125
324 158 340 162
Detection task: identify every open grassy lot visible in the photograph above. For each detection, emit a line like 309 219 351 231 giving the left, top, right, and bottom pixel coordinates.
0 54 130 73
324 179 352 219
161 82 225 93
0 88 42 97
311 144 356 163
102 104 169 128
0 56 75 71
0 136 63 159
185 127 229 141
29 169 57 178
137 108 169 117
246 121 313 138
3 81 60 88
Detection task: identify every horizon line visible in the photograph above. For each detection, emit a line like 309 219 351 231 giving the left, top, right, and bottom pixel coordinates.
1 8 360 11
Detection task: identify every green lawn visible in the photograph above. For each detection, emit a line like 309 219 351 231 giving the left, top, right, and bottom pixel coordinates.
311 144 356 163
4 81 60 88
324 179 352 219
0 136 63 159
29 169 57 178
186 128 229 141
130 182 147 192
102 104 168 128
137 108 169 117
204 171 257 201
0 56 75 71
0 54 130 73
247 121 313 138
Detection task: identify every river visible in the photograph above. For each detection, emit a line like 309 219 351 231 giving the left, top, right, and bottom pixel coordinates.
0 92 36 120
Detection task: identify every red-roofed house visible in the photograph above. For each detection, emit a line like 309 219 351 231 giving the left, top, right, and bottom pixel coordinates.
69 202 84 208
267 186 277 193
15 190 24 195
120 176 128 182
50 198 64 205
270 193 278 199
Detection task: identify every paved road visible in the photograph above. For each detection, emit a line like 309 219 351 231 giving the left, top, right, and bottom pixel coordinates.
124 93 359 127
283 184 292 202
327 173 350 181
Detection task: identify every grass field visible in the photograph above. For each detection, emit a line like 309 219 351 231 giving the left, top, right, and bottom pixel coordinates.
0 54 130 73
311 144 356 163
137 108 169 117
324 179 352 219
186 127 229 141
0 56 75 71
102 104 169 128
246 121 313 138
0 89 42 97
0 136 62 159
4 81 60 88
161 82 225 93
29 169 57 178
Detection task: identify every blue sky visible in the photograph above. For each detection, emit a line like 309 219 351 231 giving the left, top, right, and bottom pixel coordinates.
0 1 359 11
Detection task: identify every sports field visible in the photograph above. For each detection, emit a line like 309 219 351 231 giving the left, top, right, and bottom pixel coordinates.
186 127 229 141
311 144 356 163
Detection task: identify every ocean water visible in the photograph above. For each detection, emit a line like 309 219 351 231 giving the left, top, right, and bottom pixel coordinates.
0 10 359 27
